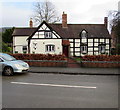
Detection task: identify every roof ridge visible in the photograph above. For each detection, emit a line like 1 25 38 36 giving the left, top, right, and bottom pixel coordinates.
15 27 37 29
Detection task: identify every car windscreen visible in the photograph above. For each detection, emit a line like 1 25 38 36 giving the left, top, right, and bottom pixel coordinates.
1 54 16 61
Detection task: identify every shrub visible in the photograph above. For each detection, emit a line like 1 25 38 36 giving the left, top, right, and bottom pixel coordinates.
81 55 120 68
9 54 67 61
82 55 120 62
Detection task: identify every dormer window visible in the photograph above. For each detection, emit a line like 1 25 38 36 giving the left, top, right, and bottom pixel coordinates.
44 32 52 38
81 30 87 38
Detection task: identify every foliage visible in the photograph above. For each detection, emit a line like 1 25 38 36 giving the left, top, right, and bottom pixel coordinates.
81 55 120 67
10 54 67 61
2 27 14 43
82 55 120 61
109 11 120 54
75 58 82 62
1 42 12 53
33 0 60 24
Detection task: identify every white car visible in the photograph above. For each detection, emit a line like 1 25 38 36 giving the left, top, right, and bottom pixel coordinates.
0 53 29 76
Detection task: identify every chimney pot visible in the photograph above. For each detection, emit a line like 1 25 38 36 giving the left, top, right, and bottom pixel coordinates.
62 12 67 28
104 17 108 29
30 18 33 28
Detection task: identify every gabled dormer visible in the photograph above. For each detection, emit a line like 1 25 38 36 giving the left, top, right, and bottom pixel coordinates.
28 21 61 40
80 29 88 43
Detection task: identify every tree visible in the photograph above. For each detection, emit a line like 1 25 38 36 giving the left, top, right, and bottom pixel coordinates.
109 11 120 54
2 27 14 43
0 42 12 53
33 0 60 24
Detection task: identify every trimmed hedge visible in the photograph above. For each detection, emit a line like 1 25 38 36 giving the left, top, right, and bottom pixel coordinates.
82 55 120 61
10 54 67 67
81 55 120 68
10 54 67 61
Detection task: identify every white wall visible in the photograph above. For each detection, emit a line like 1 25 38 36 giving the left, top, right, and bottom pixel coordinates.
30 39 62 54
13 36 28 53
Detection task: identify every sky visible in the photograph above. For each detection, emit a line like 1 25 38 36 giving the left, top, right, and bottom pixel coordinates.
0 0 120 28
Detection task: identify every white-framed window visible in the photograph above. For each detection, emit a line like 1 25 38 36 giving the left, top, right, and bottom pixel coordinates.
22 46 27 53
81 45 87 54
99 45 106 54
44 32 52 38
46 45 55 52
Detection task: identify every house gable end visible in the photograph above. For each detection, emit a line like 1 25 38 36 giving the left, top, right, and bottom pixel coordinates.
28 21 62 40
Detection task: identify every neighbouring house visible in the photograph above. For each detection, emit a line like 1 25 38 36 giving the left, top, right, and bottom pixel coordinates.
12 12 111 57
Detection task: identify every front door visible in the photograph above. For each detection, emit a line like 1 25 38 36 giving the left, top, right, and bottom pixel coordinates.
63 46 69 57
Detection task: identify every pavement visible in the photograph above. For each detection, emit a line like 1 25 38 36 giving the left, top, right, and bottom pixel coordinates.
29 66 120 75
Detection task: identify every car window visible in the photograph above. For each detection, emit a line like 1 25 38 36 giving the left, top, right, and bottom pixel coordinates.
0 54 16 61
0 58 3 62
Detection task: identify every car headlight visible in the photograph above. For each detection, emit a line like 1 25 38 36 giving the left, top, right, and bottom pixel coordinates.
14 64 23 68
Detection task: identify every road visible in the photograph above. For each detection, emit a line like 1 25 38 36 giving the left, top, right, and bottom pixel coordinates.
2 73 118 108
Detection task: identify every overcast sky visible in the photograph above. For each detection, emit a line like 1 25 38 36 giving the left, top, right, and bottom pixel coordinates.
1 0 120 28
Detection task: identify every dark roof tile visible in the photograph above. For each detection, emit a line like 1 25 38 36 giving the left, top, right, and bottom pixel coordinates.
12 22 111 39
12 28 36 36
49 24 111 38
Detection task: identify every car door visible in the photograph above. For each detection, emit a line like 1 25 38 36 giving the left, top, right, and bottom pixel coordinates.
0 57 4 73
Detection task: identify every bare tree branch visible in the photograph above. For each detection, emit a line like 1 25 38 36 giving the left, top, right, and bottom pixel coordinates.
33 0 61 24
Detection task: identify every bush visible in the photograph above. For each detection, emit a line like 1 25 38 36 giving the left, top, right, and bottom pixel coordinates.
81 55 120 68
9 54 67 61
82 55 120 62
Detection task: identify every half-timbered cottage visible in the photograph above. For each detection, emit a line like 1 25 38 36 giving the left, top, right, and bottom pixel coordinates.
12 12 111 57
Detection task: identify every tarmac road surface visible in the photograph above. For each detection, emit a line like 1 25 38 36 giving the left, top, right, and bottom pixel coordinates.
2 73 119 108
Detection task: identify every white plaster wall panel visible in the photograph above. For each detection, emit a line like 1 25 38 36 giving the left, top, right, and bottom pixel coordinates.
75 48 80 51
94 39 98 42
52 33 58 38
52 31 61 38
88 43 93 46
88 39 93 43
30 39 62 54
94 47 98 51
106 45 109 49
75 53 80 56
88 52 93 55
39 24 48 30
15 36 28 45
100 39 104 42
88 48 93 51
75 39 80 42
39 32 44 36
75 42 80 47
32 34 39 38
70 43 73 47
94 43 98 46
69 39 73 42
94 52 99 55
14 46 24 53
32 31 59 39
106 39 109 43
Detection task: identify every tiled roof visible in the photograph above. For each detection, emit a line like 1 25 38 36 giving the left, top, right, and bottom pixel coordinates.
12 28 36 36
12 22 111 39
49 24 111 38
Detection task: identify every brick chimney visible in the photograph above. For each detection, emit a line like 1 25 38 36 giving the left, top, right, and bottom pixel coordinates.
104 17 108 29
29 18 33 28
62 12 67 28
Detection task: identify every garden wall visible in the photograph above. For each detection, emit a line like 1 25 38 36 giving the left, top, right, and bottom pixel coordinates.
10 54 68 67
81 55 120 68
